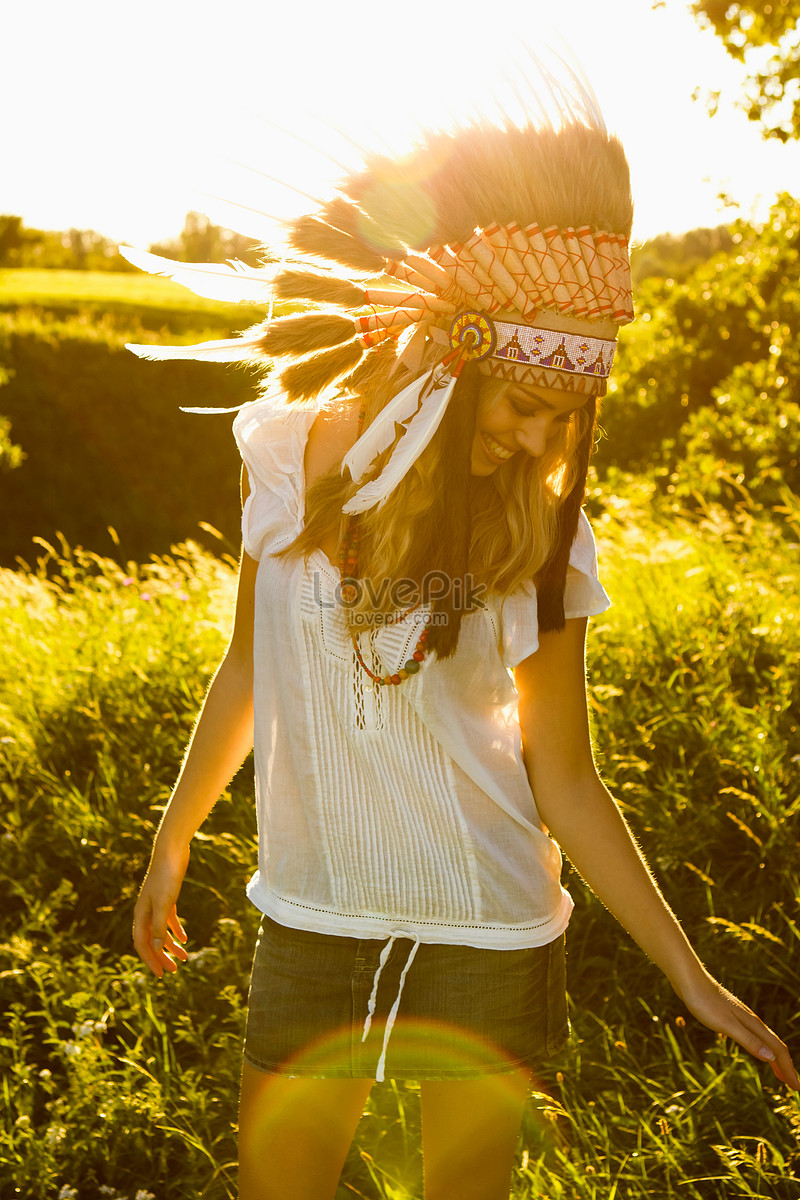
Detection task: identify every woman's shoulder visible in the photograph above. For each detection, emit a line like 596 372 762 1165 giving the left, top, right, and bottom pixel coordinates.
303 399 362 490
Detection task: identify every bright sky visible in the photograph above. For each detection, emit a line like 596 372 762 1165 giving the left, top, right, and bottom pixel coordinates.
3 0 799 250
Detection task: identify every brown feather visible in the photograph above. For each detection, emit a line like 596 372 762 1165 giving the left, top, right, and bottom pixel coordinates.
280 341 364 402
340 343 398 397
345 122 632 251
259 312 356 357
289 216 386 273
274 270 366 308
322 196 409 259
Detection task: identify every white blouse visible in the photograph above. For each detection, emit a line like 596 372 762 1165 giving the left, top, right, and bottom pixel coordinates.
233 395 611 952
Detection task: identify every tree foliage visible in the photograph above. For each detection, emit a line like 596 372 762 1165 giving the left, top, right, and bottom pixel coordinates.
0 212 261 270
148 211 262 265
0 215 135 271
599 193 800 510
690 0 800 140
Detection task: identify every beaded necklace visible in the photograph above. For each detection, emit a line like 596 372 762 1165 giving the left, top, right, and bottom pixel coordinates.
337 514 428 687
338 406 428 687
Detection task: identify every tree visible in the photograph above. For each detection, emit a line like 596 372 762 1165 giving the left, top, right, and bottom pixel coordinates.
690 0 800 141
148 211 262 265
0 216 42 267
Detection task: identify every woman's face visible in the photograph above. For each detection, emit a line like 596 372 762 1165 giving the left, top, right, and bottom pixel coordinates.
470 380 587 476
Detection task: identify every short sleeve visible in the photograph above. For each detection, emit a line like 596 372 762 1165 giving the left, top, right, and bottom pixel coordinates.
494 510 611 667
563 510 611 620
232 397 317 560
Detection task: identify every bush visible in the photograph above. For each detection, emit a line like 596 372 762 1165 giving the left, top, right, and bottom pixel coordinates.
0 309 257 565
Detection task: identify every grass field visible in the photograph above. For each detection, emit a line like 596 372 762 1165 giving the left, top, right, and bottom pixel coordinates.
1 495 799 1199
1 267 799 1197
0 268 261 323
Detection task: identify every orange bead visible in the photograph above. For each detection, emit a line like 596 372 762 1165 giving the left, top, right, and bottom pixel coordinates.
413 650 425 662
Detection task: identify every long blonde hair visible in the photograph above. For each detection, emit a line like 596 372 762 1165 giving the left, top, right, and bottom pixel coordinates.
283 361 596 656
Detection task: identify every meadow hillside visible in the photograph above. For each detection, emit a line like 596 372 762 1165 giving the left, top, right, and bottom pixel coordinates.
0 271 263 565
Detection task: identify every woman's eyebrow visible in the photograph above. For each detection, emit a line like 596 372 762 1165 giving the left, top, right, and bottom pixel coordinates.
510 388 554 410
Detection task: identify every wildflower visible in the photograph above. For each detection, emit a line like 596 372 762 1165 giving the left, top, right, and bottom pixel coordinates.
122 577 134 586
140 592 152 602
135 1191 157 1200
676 1015 686 1028
99 1187 118 1196
62 1041 81 1058
58 1187 78 1200
46 1125 67 1146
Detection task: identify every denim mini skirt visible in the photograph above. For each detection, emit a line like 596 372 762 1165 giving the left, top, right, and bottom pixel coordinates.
243 916 569 1081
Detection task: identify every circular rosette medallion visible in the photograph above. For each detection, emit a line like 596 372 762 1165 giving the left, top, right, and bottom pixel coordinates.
449 311 496 361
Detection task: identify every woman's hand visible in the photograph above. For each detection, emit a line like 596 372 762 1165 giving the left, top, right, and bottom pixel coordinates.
677 969 799 1089
133 844 190 977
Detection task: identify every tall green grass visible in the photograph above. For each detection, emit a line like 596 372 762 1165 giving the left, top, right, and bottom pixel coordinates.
1 497 798 1198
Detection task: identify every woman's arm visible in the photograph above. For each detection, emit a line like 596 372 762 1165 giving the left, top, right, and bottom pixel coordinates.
132 469 257 978
515 617 799 1089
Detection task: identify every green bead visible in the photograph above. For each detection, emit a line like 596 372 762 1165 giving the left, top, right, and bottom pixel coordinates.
403 659 420 674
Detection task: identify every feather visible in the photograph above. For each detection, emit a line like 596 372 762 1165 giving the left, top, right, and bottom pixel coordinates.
126 331 265 363
342 364 458 514
275 269 365 307
280 341 363 401
290 216 386 273
180 404 248 414
342 368 433 483
119 246 274 304
260 312 356 357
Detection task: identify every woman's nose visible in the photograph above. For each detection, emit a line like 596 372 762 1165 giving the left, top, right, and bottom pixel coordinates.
515 418 550 458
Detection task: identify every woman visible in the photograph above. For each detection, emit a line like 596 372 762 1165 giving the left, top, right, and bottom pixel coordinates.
131 101 798 1200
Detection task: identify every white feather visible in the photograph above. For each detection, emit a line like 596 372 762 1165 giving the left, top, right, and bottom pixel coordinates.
180 404 248 414
342 367 458 514
342 369 430 484
119 246 275 304
126 333 264 363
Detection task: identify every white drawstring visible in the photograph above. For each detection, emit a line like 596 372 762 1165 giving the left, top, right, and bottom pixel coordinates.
361 935 397 1041
361 933 421 1083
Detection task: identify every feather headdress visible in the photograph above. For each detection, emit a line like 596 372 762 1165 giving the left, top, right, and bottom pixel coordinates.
124 62 634 630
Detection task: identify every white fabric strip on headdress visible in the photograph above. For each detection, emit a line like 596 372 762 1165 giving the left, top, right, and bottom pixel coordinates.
342 360 458 513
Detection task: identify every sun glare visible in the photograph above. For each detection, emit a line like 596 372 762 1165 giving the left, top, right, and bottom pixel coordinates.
3 0 800 246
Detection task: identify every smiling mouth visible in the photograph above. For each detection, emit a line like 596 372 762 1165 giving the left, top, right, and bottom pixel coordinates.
481 433 516 462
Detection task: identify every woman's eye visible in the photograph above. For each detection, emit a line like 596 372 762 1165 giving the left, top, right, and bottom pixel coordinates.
511 400 539 417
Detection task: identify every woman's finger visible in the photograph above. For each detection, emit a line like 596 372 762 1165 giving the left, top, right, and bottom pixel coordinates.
687 982 799 1089
167 904 188 945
